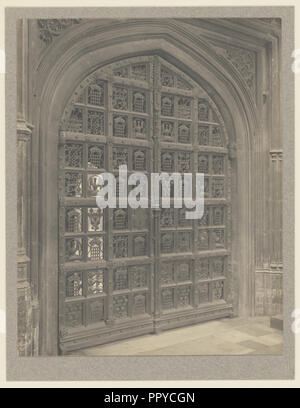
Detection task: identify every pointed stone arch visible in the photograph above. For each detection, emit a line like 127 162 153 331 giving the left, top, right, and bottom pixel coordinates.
33 19 258 354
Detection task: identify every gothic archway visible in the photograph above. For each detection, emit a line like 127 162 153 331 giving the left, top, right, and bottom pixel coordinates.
34 20 257 355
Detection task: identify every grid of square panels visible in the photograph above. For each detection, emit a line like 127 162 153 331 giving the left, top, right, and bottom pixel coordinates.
160 65 193 90
112 232 148 258
64 298 107 328
160 119 193 144
160 150 193 172
68 80 107 134
198 99 224 142
195 256 226 304
66 268 106 298
111 84 150 140
113 115 149 139
197 205 226 252
61 58 231 333
159 80 225 149
113 62 148 82
64 207 105 262
64 267 107 328
198 205 226 227
112 208 149 231
197 228 226 252
159 152 226 198
63 142 106 198
64 263 152 327
112 145 149 172
160 230 194 255
112 264 150 319
160 261 193 311
160 90 194 145
160 93 193 120
199 153 226 199
160 208 193 228
160 207 193 255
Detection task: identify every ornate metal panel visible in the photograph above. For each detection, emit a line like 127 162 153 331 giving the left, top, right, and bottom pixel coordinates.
58 55 232 352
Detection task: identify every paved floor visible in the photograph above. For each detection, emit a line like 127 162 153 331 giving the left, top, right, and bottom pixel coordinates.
69 316 283 356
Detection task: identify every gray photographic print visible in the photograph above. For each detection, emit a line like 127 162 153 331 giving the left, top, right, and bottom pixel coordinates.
7 7 295 381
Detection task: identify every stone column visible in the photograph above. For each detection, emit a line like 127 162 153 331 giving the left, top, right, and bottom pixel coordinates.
17 19 39 356
255 37 283 316
267 150 283 315
264 35 283 317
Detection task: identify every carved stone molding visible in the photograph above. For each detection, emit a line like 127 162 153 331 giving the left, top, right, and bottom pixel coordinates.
17 256 30 282
38 19 82 46
17 117 33 275
214 44 256 94
270 263 283 271
270 150 283 161
17 119 33 141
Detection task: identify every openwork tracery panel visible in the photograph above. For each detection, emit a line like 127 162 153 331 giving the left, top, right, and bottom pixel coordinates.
58 55 231 349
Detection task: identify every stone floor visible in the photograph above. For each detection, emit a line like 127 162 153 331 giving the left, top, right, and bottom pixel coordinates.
69 316 283 356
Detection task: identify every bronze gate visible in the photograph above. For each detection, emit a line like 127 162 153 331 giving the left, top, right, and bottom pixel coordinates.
58 55 233 353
